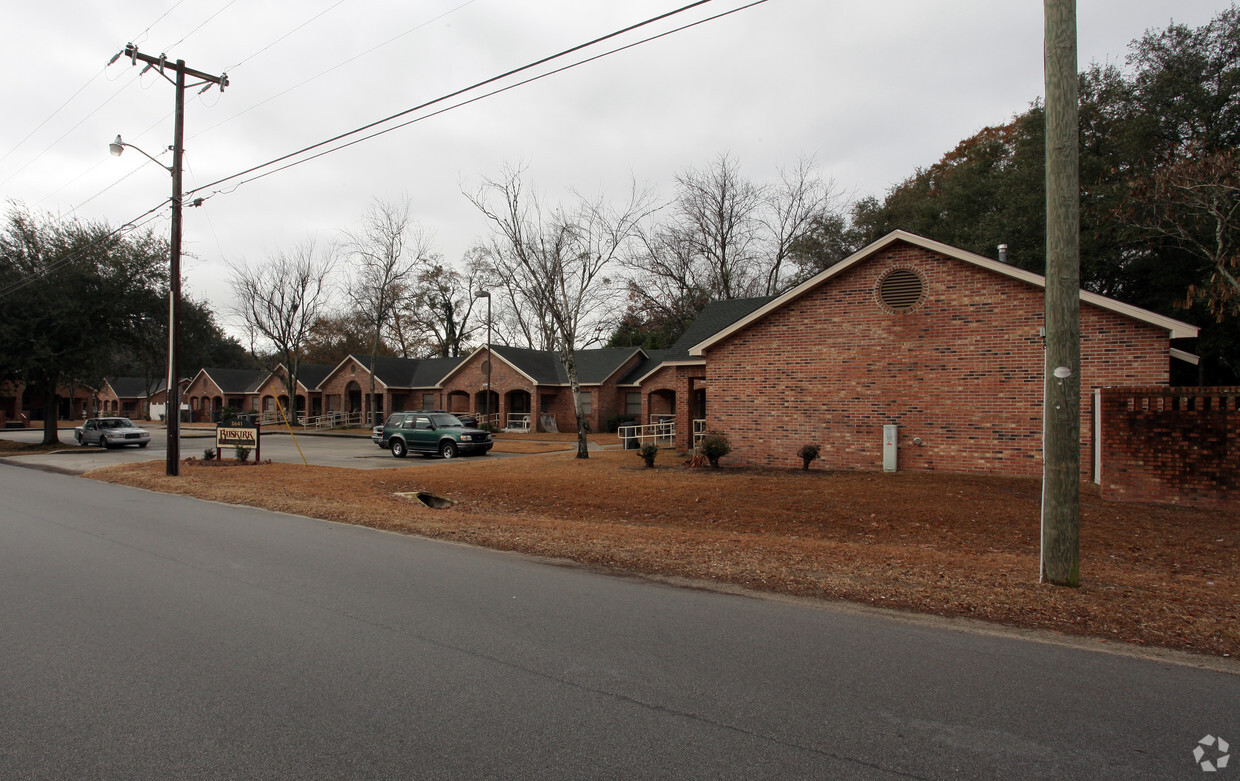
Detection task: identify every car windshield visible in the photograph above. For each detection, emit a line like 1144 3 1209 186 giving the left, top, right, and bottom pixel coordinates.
102 418 135 429
428 413 463 428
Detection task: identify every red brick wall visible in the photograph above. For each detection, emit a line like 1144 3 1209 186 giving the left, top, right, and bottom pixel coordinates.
704 244 1172 474
1098 387 1239 508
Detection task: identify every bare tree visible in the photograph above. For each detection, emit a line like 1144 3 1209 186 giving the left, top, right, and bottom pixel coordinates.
343 196 431 423
390 249 488 358
621 153 844 344
467 166 652 457
229 239 336 423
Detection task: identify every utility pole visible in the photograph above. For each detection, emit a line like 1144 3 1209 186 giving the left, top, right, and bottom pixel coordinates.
1041 1 1081 586
116 44 228 476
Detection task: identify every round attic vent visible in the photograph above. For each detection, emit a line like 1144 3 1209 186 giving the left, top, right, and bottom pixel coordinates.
878 268 925 312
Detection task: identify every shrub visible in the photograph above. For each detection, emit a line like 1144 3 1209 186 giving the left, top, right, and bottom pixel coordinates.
234 445 251 463
697 430 731 468
203 447 216 460
638 443 659 468
797 443 821 471
605 413 638 433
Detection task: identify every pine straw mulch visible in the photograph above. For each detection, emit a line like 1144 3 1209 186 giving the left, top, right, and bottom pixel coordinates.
84 450 1238 659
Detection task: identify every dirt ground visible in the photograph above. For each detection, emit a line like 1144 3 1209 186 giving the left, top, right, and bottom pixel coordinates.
79 445 1239 660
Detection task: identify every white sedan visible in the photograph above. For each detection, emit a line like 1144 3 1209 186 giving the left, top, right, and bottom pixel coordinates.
74 417 151 449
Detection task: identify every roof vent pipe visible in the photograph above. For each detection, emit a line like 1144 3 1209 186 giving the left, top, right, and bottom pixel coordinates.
998 244 1009 264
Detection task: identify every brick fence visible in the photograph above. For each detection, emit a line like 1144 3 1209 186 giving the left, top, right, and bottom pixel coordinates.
1098 386 1239 508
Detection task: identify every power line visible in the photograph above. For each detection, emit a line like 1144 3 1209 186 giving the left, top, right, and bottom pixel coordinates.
198 0 769 198
188 0 739 200
0 199 170 300
190 0 479 142
224 0 350 73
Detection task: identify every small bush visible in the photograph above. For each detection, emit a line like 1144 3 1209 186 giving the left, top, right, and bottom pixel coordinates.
697 430 731 468
605 413 638 433
234 445 251 463
203 447 216 460
797 443 821 471
638 443 659 468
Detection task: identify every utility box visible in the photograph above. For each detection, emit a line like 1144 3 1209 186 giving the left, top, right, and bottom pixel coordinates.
882 425 898 472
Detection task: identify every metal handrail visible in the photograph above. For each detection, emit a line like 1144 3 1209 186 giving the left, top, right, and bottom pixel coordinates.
506 412 531 432
618 420 676 448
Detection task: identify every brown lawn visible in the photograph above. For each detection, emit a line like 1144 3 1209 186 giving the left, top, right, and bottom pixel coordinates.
85 449 1238 659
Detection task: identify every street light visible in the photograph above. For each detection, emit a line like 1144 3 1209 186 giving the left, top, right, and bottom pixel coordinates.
109 132 183 476
475 290 491 428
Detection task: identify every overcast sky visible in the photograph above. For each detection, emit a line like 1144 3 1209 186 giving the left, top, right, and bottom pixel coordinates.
0 0 1229 338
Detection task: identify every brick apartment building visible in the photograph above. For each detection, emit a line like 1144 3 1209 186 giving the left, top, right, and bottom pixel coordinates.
690 231 1198 475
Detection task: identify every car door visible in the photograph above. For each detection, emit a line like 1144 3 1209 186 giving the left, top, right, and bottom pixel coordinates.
411 415 437 452
82 420 98 444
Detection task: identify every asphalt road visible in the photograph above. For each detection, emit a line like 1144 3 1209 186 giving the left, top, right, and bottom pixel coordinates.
1 465 1236 779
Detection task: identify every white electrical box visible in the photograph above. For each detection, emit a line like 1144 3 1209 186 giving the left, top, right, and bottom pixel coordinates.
883 425 898 472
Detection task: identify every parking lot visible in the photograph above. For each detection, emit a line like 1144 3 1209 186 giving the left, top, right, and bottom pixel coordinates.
0 424 538 474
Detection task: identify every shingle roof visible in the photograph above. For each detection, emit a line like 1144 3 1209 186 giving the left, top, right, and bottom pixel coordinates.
348 354 467 389
203 368 268 394
616 297 775 385
107 377 157 398
491 346 641 385
290 363 334 391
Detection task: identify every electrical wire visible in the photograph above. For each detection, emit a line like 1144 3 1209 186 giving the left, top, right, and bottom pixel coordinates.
0 199 170 300
224 0 350 73
190 0 479 142
0 70 104 169
199 1 768 197
0 70 142 189
163 0 237 51
187 0 735 200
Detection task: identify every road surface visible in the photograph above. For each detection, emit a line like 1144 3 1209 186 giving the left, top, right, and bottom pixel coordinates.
0 465 1234 779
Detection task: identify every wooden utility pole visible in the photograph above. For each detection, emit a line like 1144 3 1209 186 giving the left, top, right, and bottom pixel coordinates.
116 44 227 476
1041 0 1081 586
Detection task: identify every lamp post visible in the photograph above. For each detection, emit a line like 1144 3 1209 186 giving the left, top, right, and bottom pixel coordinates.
109 132 183 476
108 44 227 476
475 290 491 428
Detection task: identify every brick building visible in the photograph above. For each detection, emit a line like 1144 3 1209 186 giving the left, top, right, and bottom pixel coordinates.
439 346 644 432
97 377 163 420
690 231 1198 474
183 368 268 423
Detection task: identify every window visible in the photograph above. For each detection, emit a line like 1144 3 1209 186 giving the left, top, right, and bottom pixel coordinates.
626 393 641 416
422 393 436 409
878 267 925 312
575 391 593 415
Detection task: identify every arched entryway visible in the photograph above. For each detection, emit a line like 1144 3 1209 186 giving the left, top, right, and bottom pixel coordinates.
505 389 531 430
346 381 362 414
474 389 500 426
647 389 676 422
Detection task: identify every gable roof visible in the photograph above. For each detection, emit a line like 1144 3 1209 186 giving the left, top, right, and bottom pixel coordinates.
195 367 268 394
690 230 1199 356
290 363 334 391
618 296 775 385
104 377 157 398
343 354 468 389
489 346 643 386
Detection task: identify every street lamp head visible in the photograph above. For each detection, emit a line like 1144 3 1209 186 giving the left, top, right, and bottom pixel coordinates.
109 135 125 157
475 289 490 299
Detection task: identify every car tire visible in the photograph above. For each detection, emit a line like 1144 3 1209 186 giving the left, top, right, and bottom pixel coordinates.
390 438 407 458
99 436 110 449
76 433 85 446
439 441 458 459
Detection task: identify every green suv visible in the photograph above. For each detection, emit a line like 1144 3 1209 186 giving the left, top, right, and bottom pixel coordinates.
376 411 493 459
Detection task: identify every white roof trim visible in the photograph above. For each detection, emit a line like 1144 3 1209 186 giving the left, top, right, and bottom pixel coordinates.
1169 348 1200 365
618 359 705 387
438 346 540 388
689 230 1199 355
